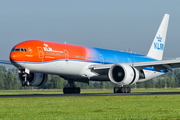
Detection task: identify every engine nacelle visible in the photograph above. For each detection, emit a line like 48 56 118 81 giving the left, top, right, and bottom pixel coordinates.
18 73 48 86
108 64 139 85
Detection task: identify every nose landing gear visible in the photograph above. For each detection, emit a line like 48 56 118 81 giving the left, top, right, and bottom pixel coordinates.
21 73 30 86
20 69 31 87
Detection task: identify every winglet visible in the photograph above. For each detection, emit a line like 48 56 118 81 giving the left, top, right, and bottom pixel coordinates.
147 14 170 60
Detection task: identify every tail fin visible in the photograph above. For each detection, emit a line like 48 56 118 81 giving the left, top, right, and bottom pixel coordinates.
147 14 170 60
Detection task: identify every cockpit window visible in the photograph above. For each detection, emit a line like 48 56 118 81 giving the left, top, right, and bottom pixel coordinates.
11 48 15 51
11 48 27 52
23 49 27 52
16 48 21 51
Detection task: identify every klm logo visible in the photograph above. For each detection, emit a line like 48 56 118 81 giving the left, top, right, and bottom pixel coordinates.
154 35 164 50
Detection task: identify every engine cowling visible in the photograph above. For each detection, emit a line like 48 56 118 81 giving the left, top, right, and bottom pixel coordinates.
18 72 48 86
108 64 139 85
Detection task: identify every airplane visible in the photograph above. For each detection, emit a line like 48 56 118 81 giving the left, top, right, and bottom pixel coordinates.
1 14 180 94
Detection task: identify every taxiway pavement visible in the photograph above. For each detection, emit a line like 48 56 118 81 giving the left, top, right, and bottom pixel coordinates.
0 92 180 98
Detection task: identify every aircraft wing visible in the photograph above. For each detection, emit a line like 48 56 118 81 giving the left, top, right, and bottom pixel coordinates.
133 59 180 71
0 60 12 65
89 59 180 74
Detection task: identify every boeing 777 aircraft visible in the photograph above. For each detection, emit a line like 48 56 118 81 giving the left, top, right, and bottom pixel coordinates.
1 14 180 94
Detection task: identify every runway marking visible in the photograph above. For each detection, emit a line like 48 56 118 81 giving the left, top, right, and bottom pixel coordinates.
0 92 180 98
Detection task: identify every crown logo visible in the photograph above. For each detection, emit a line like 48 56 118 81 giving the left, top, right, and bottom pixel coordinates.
156 35 162 42
43 43 48 47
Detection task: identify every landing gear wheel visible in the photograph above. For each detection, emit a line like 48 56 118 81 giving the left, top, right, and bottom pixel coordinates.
118 87 125 93
127 87 131 93
113 86 131 93
63 87 69 94
25 81 30 86
124 87 128 93
114 87 119 93
76 87 81 94
63 79 81 94
63 87 81 94
22 81 30 86
22 81 26 87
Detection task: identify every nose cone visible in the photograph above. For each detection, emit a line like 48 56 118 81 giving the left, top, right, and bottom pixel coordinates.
9 51 24 62
9 50 26 69
9 51 16 61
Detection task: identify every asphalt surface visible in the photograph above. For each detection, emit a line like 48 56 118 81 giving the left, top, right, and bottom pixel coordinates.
0 92 180 98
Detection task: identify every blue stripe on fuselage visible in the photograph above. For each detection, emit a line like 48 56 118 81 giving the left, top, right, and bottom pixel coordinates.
90 47 156 63
88 47 167 73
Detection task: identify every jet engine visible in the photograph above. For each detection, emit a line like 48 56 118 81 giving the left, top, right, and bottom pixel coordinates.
108 64 139 85
18 72 48 86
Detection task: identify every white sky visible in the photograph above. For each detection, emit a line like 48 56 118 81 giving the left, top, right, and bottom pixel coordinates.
0 0 180 60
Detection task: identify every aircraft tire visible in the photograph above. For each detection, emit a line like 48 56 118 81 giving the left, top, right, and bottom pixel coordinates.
124 87 129 93
22 81 26 87
127 87 131 93
25 81 30 86
118 87 125 93
76 87 81 94
113 87 119 93
63 87 81 94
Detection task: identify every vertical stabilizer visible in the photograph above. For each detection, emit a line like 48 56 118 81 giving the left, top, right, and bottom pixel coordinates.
147 14 170 60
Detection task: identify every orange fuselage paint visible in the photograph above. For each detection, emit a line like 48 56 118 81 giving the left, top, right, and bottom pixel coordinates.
10 40 88 63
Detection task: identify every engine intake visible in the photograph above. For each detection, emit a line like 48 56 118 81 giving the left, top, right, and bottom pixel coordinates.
18 72 48 86
108 64 139 85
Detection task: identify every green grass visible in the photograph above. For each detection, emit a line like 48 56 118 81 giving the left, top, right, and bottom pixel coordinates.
0 95 180 120
0 90 63 95
131 88 180 93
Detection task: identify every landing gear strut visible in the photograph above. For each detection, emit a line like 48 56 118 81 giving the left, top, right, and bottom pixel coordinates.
21 73 30 86
114 86 131 93
63 80 81 94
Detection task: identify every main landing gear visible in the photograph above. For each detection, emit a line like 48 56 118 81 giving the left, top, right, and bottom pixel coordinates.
114 86 131 93
63 80 81 94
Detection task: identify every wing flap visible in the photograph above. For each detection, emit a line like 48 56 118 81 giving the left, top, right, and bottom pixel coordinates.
133 59 180 70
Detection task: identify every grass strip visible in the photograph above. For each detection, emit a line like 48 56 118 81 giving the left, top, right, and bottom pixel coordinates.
0 95 180 120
